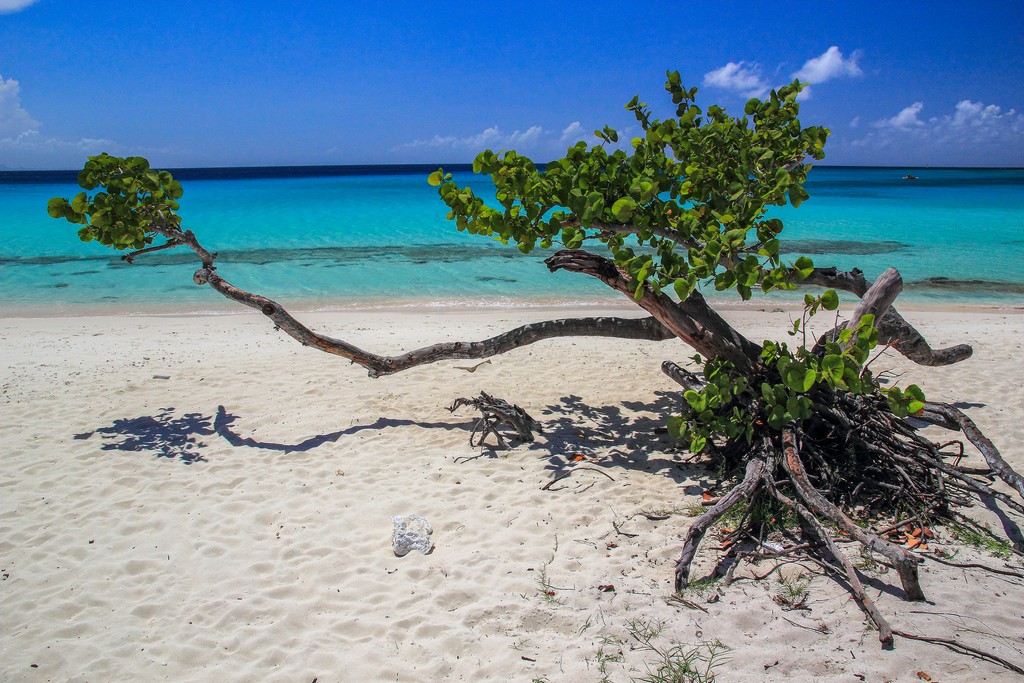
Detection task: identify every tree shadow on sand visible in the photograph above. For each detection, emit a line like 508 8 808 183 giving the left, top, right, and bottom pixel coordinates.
79 392 734 495
527 390 714 494
212 405 476 453
75 407 215 464
76 405 479 463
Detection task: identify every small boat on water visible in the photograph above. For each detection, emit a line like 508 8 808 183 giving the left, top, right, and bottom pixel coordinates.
902 173 919 180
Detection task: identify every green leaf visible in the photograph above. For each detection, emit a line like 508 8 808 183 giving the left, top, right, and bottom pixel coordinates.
793 255 814 279
611 197 637 221
427 170 444 187
820 289 839 311
787 395 802 418
46 197 68 219
683 390 707 412
767 405 788 430
856 314 875 331
673 278 693 301
633 279 645 301
904 384 926 402
789 185 810 207
71 192 90 213
714 271 736 291
822 354 844 381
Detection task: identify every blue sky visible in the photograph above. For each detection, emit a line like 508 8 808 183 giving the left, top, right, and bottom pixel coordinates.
1 1 1022 169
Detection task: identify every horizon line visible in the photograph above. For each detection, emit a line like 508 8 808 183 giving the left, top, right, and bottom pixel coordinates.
2 162 1022 181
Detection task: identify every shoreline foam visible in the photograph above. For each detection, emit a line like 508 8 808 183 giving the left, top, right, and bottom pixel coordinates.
3 293 1022 320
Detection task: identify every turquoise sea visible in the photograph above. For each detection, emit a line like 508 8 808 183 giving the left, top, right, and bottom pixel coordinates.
1 165 1023 314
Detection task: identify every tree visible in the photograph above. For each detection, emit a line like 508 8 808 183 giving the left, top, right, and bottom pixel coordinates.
49 75 1023 655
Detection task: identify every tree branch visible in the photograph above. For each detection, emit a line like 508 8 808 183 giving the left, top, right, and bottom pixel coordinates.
561 217 683 243
121 238 182 263
844 267 903 343
205 268 680 377
925 402 1024 501
661 360 706 391
806 266 972 366
135 225 678 378
545 249 762 369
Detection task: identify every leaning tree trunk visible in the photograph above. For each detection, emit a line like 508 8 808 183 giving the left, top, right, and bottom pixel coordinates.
129 222 1024 653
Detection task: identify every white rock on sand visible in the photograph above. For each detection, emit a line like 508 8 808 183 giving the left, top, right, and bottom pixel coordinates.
1 305 1022 681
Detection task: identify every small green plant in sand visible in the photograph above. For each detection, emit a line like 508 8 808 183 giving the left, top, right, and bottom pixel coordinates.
594 634 626 682
715 493 800 534
684 504 706 518
854 545 887 576
626 618 729 683
773 571 812 610
949 521 1015 561
674 575 721 599
534 562 566 604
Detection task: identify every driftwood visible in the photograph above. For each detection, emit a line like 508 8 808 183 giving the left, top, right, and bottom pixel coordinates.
449 391 541 447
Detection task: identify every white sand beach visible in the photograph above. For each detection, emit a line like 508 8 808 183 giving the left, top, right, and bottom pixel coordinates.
2 305 1023 681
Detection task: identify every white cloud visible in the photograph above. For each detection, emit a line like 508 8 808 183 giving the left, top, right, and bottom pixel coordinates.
0 130 124 166
0 0 39 12
0 130 119 151
849 116 860 128
0 0 41 13
792 46 863 84
0 74 137 169
0 74 39 137
950 99 1014 128
399 124 544 151
559 121 584 144
874 102 925 130
705 47 862 102
850 99 1024 163
702 61 769 98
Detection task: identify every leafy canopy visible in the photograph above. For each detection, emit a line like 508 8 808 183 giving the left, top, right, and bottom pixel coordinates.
47 153 183 251
428 74 926 450
429 73 829 301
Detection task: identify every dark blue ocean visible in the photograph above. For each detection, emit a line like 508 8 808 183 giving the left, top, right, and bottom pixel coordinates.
2 165 1023 314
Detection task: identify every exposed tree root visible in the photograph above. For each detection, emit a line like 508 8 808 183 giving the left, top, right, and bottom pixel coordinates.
671 390 1024 653
674 456 767 589
771 482 895 647
925 402 1024 499
449 391 541 447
